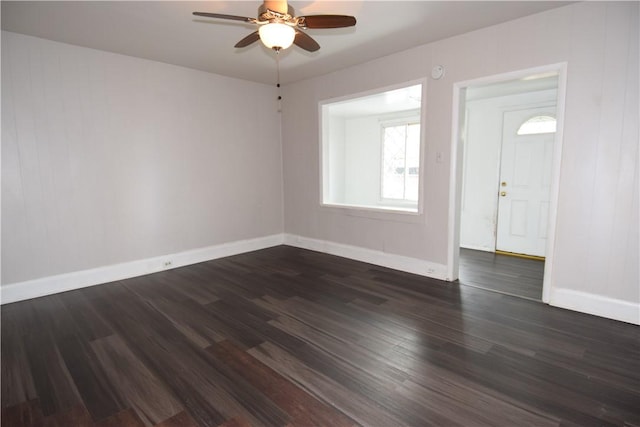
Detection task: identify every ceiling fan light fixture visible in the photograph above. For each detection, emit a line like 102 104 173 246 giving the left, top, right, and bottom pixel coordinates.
258 22 295 49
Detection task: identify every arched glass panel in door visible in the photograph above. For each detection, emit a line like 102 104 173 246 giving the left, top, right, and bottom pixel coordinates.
516 115 556 135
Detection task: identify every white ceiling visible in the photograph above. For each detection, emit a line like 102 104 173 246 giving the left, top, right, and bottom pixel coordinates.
326 83 422 118
1 1 572 85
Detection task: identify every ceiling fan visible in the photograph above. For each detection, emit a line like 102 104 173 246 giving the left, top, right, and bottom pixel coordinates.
193 0 356 52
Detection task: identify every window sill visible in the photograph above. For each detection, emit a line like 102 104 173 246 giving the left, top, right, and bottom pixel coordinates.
320 202 424 223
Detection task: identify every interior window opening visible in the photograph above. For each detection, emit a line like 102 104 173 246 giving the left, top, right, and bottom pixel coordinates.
321 82 424 213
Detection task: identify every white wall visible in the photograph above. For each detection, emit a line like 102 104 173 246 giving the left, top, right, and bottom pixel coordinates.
281 2 639 320
460 98 503 252
343 115 381 207
1 31 284 286
326 115 346 204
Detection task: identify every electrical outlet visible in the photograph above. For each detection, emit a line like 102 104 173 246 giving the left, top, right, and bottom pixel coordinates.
163 260 173 268
427 268 435 274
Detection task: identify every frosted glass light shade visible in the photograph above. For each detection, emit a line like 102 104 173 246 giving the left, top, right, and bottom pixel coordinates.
259 23 295 49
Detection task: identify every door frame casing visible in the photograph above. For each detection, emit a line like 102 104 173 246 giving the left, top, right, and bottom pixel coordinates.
447 63 568 303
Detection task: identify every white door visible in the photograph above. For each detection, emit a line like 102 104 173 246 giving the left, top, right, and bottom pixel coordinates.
496 106 556 257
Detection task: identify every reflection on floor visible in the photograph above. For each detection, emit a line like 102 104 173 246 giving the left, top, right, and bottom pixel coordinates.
459 248 544 300
3 246 639 426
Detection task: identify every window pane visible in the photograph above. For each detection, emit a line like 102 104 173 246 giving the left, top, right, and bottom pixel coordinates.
382 125 407 199
382 123 421 201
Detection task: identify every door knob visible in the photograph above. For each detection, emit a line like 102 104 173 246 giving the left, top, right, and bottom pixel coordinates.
501 182 507 187
500 191 507 197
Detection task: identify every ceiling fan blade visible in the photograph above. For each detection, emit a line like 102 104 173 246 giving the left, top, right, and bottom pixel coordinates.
294 30 320 52
235 31 261 48
193 12 254 23
298 15 356 29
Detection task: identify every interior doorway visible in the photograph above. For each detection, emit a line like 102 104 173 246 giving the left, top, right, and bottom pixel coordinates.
448 64 567 302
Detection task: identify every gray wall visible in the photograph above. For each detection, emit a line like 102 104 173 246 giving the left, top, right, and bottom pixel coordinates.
2 31 284 284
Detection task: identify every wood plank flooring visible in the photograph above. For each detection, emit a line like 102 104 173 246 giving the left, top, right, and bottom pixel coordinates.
2 246 639 426
459 248 544 300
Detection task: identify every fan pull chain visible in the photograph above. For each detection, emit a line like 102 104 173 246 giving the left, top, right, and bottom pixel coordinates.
275 47 282 113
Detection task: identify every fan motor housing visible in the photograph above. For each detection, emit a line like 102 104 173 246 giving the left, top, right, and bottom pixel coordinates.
258 3 295 21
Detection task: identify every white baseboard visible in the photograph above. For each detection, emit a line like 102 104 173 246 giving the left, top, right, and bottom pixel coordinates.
283 234 450 281
0 234 285 305
550 288 640 325
5 233 635 326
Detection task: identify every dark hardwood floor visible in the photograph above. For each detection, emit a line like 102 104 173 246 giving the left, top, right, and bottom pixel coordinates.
2 246 639 426
459 248 544 300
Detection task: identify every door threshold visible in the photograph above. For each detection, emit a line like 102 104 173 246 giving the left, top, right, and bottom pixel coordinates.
495 250 545 261
459 281 542 302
